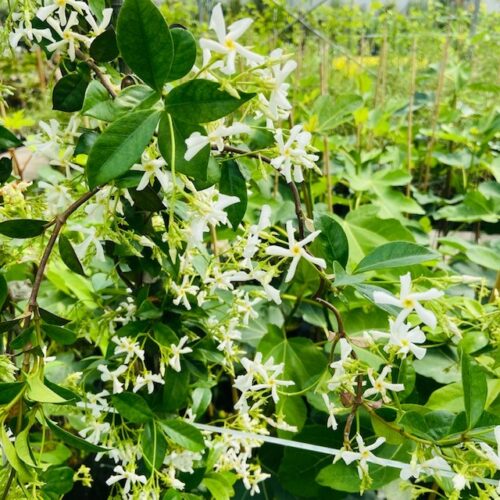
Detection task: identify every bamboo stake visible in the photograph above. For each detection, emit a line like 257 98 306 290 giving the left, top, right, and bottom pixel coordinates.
406 37 418 197
422 35 449 191
320 40 333 212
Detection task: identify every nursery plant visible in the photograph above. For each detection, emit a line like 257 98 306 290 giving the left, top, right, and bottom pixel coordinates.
0 0 499 499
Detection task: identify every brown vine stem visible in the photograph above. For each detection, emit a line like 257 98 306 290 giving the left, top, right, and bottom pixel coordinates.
217 145 306 239
75 48 117 98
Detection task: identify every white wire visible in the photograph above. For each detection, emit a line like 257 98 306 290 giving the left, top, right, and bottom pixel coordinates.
193 422 500 488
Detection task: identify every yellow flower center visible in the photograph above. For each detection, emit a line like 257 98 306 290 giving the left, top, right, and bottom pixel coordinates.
401 339 410 347
402 297 415 309
144 162 155 173
291 244 301 256
224 37 236 50
56 0 67 6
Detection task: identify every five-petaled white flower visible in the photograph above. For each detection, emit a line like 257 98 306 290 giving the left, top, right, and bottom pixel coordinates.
340 434 386 478
105 465 147 494
85 8 113 37
265 221 326 282
37 0 89 26
112 336 145 365
133 371 164 394
9 13 54 48
322 394 339 430
133 157 171 193
373 272 443 329
200 3 263 75
79 421 110 445
271 125 319 183
171 275 199 311
184 122 251 161
168 336 193 372
97 364 127 394
363 366 405 403
399 455 451 480
46 12 89 62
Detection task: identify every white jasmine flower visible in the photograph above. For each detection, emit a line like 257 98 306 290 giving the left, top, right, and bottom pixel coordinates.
105 465 147 495
400 455 451 480
112 336 145 365
85 8 113 37
71 225 105 261
265 221 326 282
328 338 353 390
133 372 164 394
478 426 500 469
37 0 89 26
79 421 110 445
186 187 239 245
340 434 386 478
132 157 171 193
184 122 251 161
9 13 54 48
452 473 469 491
168 336 193 372
200 3 263 75
243 205 272 261
271 125 319 183
321 394 339 430
373 273 443 329
97 364 127 394
363 366 404 403
46 12 90 61
163 450 202 473
386 318 427 360
171 275 199 310
77 390 111 417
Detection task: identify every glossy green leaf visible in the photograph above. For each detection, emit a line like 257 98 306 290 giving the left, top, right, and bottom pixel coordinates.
45 418 108 452
43 324 78 345
116 0 173 91
313 94 363 133
0 318 22 334
26 376 69 404
15 427 38 468
0 382 25 404
0 125 22 152
191 387 212 418
312 214 349 268
165 79 255 124
167 27 197 82
355 241 439 273
162 366 189 412
90 28 119 62
0 274 7 309
161 419 205 452
39 308 70 326
462 354 487 428
219 159 247 229
142 420 167 470
58 234 85 276
52 72 90 112
10 326 34 349
158 112 209 180
0 219 47 238
86 109 161 188
112 392 155 423
1 425 33 482
41 466 74 496
0 157 12 183
202 472 236 500
82 80 116 121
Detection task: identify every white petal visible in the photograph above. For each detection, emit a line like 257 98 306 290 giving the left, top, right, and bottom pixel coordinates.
373 291 402 307
284 256 300 282
414 302 437 329
400 272 412 298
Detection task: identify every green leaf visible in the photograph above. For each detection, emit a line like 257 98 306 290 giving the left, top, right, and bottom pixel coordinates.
90 28 119 62
258 326 327 391
219 159 247 229
39 308 70 326
10 326 35 349
111 392 155 423
0 125 22 152
354 241 439 273
45 418 108 452
82 80 116 122
191 387 212 418
462 354 487 428
0 318 21 334
116 0 173 91
202 472 236 500
161 419 205 452
52 72 90 112
43 324 78 345
142 420 167 471
312 214 349 269
165 79 255 124
0 274 7 309
1 425 33 482
313 94 363 133
400 410 454 440
0 382 25 404
41 466 74 496
58 234 85 276
167 27 197 82
26 376 69 404
15 427 38 468
86 109 161 188
0 219 47 238
158 112 209 180
163 366 189 412
0 157 12 183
